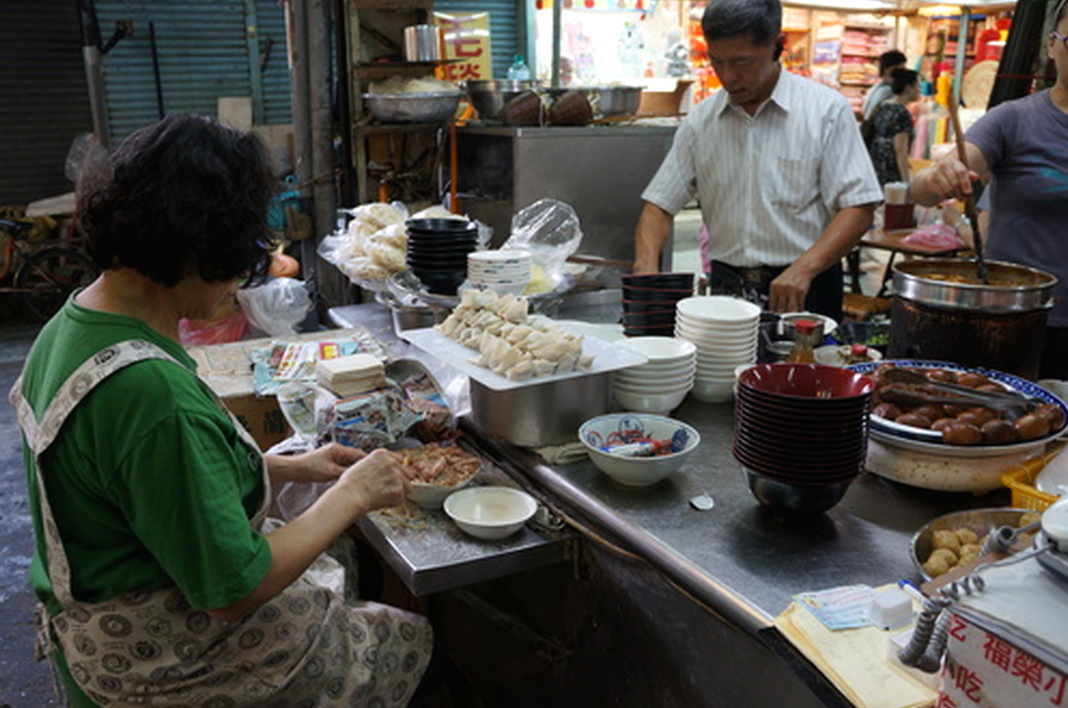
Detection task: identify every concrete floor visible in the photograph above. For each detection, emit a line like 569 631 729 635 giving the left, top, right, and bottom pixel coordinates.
0 315 59 708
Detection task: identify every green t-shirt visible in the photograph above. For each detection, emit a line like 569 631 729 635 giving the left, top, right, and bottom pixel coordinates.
18 296 273 706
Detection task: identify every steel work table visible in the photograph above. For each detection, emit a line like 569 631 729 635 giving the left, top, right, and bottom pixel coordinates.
328 300 1008 705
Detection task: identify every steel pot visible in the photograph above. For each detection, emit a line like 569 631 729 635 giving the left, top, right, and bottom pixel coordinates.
888 258 1057 379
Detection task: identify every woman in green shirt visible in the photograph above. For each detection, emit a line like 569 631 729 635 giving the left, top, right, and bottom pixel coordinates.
12 114 432 706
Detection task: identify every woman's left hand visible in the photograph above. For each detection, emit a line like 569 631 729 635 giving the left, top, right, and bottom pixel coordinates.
268 443 366 484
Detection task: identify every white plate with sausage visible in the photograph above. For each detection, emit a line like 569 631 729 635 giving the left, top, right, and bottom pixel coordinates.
847 360 1068 458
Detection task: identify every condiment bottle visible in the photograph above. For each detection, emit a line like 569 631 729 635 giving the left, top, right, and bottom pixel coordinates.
786 319 818 363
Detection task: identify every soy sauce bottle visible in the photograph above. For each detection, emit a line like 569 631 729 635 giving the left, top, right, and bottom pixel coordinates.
786 319 818 364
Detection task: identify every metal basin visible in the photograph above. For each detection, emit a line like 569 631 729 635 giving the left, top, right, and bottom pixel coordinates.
363 91 462 123
465 79 541 120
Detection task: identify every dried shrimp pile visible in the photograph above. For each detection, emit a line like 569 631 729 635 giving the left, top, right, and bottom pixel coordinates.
400 443 481 487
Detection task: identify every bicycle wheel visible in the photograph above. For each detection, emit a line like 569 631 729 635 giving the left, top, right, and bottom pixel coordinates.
15 247 98 322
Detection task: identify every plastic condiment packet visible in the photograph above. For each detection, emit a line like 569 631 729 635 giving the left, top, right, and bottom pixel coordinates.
793 585 875 631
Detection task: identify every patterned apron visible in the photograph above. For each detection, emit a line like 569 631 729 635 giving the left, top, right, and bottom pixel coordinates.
10 339 432 707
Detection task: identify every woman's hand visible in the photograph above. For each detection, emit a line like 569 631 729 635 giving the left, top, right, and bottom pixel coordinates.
910 141 989 207
267 443 366 485
918 158 978 202
338 448 413 513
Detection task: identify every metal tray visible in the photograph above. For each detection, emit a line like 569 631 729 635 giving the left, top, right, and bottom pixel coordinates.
403 321 647 391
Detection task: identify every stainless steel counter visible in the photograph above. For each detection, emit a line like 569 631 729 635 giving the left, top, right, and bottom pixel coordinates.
329 301 1009 627
327 300 1009 705
468 398 1010 634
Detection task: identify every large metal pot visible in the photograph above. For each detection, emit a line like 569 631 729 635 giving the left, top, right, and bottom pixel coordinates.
465 79 541 120
544 86 644 118
469 374 612 447
888 258 1057 379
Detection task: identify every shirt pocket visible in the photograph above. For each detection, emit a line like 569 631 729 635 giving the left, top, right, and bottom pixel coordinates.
770 154 819 211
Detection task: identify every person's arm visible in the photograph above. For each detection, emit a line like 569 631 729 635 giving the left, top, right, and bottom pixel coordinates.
208 448 411 622
894 131 912 183
910 141 990 206
768 204 875 313
266 443 365 486
632 202 674 274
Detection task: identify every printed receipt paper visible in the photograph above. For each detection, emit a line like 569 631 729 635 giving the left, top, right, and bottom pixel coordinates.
774 589 937 708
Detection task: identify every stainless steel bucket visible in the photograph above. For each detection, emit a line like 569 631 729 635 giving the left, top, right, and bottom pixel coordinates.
469 374 612 448
404 25 442 62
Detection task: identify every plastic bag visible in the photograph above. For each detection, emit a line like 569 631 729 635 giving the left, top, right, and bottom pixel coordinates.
236 277 311 337
178 304 248 347
501 198 583 294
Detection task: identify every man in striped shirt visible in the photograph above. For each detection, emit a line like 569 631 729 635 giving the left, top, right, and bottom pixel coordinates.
633 0 882 321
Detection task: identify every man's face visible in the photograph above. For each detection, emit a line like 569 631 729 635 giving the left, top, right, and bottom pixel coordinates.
706 33 783 112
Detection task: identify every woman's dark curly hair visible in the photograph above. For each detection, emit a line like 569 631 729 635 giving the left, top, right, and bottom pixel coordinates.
78 114 277 287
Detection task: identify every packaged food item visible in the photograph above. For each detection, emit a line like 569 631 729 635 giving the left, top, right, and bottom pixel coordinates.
327 388 422 451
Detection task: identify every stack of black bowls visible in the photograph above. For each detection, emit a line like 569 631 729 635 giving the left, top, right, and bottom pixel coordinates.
620 273 696 337
406 218 479 295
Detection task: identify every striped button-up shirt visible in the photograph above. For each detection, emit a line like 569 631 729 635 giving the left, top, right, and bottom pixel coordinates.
642 69 882 269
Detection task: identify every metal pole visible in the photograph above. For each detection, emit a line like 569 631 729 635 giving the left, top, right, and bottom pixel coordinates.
75 0 111 148
551 0 562 87
149 21 164 119
953 7 970 109
308 0 345 309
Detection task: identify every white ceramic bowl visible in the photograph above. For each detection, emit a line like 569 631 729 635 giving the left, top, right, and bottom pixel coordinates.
407 476 474 509
676 296 762 323
612 387 691 415
676 324 760 344
443 486 537 540
691 379 736 403
617 360 697 379
612 378 693 395
613 369 695 388
618 336 697 362
579 413 700 486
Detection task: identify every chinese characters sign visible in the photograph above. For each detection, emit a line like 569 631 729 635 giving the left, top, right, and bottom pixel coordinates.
939 611 1067 707
435 12 492 82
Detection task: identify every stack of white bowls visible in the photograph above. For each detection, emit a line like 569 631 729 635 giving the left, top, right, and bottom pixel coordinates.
675 296 762 403
611 337 697 415
466 249 532 295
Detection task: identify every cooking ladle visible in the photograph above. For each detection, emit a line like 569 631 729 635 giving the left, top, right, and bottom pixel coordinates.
946 95 989 284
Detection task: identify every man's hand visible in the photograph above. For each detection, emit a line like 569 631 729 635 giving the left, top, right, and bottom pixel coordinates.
768 264 813 313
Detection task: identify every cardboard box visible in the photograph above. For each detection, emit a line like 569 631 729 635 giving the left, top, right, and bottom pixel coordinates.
186 328 373 451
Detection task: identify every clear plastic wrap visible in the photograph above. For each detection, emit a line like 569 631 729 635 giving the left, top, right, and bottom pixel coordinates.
501 198 584 294
236 277 312 337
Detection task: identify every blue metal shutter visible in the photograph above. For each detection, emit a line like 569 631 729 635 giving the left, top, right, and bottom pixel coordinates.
256 0 293 125
95 0 291 143
433 0 522 79
0 0 93 206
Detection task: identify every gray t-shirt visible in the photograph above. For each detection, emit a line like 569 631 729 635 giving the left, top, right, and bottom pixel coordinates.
967 90 1068 326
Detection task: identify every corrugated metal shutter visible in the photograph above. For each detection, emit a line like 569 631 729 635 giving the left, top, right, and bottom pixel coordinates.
256 0 292 125
434 0 521 79
0 0 93 206
95 0 291 143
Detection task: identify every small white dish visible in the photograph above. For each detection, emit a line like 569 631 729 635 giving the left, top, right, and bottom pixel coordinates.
443 486 537 540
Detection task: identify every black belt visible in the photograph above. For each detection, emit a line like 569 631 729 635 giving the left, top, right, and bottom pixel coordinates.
709 261 787 289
